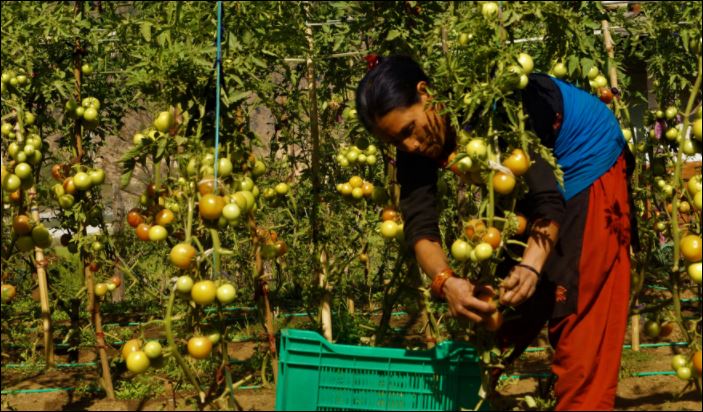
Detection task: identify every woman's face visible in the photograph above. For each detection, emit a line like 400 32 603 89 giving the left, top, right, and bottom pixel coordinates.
374 81 447 161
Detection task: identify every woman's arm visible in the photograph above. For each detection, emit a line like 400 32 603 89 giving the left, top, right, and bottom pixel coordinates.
499 219 559 305
415 238 496 322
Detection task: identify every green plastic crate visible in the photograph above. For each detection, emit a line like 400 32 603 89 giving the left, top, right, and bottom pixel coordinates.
275 329 483 411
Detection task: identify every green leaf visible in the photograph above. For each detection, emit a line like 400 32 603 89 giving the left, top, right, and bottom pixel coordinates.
229 91 249 103
140 22 152 42
155 138 169 160
386 29 401 41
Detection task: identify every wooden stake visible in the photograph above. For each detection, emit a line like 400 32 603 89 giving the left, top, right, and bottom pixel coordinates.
29 188 54 366
93 300 115 399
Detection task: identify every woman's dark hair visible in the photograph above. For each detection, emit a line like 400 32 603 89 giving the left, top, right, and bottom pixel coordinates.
355 55 430 133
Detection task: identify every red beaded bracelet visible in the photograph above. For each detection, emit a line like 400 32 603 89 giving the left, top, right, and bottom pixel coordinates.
430 268 456 300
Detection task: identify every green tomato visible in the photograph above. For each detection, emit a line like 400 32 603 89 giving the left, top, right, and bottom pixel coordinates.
664 106 678 120
239 176 255 192
587 66 599 80
126 351 150 374
481 2 499 19
4 174 22 192
222 203 241 221
143 341 163 359
517 53 534 75
275 182 290 195
451 239 472 261
89 169 106 185
83 107 99 122
380 220 399 239
474 242 493 261
216 283 236 304
73 172 92 191
14 163 32 180
672 354 688 371
252 160 267 177
153 111 174 133
217 157 233 177
58 194 75 209
466 139 487 159
676 366 692 381
81 64 93 75
82 97 100 110
552 62 567 78
176 275 194 293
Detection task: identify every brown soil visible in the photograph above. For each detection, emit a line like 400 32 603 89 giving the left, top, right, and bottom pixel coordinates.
2 304 701 411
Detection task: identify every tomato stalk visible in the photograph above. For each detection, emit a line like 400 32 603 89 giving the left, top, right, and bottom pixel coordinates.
164 285 205 404
486 119 496 228
670 52 702 345
185 194 194 244
12 108 55 367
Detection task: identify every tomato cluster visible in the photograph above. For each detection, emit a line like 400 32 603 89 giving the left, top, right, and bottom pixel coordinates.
64 96 102 130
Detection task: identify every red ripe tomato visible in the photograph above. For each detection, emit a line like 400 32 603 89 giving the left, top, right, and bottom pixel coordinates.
187 336 213 359
110 275 122 288
135 223 151 241
127 209 144 228
598 87 614 104
199 194 225 220
658 322 674 338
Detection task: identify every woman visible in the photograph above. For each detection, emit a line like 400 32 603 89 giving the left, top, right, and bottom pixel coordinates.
356 55 633 410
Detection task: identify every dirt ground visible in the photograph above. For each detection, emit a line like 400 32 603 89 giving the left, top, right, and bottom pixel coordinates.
2 302 701 411
2 340 701 411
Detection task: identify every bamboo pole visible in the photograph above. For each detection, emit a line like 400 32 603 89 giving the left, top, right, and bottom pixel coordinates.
92 300 114 399
14 106 55 367
71 1 114 394
304 9 332 342
602 18 644 352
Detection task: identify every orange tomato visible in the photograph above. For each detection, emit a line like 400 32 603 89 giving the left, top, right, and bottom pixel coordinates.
464 219 486 240
482 227 502 249
135 223 151 241
693 351 702 376
516 214 527 236
381 207 400 222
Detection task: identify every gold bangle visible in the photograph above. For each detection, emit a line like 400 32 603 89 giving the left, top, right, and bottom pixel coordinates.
431 268 455 300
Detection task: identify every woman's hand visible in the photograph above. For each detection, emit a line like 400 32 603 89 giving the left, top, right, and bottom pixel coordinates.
499 265 539 306
442 277 496 322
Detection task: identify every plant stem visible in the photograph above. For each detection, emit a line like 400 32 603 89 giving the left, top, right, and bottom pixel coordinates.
164 286 204 403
